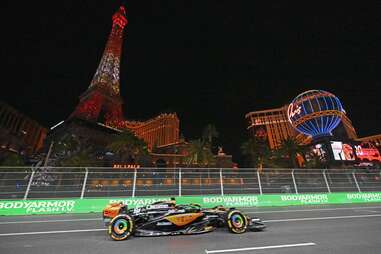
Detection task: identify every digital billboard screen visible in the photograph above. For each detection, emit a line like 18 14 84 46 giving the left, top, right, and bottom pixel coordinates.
354 142 381 162
305 143 329 162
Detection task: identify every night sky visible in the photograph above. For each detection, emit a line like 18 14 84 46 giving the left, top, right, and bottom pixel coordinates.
2 1 381 163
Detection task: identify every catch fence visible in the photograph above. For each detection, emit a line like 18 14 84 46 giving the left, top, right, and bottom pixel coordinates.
0 167 380 200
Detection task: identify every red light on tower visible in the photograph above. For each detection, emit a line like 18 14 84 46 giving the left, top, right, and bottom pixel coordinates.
112 6 128 30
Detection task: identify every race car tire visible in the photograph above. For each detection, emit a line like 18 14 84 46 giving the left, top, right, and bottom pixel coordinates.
227 210 248 234
109 214 134 241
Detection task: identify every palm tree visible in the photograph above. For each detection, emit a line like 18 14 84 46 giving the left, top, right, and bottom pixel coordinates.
53 134 80 156
107 130 148 164
202 124 219 145
200 145 216 167
186 139 216 166
241 137 272 170
277 137 305 168
186 139 204 165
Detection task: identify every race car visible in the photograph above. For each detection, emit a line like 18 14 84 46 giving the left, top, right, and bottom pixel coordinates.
103 198 265 241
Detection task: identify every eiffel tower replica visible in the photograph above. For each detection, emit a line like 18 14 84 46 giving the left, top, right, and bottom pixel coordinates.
46 5 179 163
70 6 127 127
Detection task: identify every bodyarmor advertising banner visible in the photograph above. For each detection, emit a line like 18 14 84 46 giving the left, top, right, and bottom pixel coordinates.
1 192 381 216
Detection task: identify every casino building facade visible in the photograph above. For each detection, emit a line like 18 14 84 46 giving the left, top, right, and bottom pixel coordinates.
245 105 298 149
0 101 47 155
356 134 381 151
126 114 179 151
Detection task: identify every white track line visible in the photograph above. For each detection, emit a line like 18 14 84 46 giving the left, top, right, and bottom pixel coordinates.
0 218 101 225
0 213 380 237
245 206 381 214
0 228 106 237
205 242 316 253
263 213 381 223
1 206 381 225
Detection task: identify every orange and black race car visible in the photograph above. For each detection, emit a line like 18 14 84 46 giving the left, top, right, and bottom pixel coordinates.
103 198 265 241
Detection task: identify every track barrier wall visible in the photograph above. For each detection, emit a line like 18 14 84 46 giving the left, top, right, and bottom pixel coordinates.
1 192 381 216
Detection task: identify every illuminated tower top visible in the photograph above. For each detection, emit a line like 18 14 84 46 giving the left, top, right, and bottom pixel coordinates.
88 6 128 97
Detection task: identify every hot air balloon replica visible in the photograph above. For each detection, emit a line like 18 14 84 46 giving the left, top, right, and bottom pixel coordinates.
287 90 345 139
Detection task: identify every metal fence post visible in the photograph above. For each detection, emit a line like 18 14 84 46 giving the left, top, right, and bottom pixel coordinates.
80 168 89 199
219 168 224 196
257 170 263 195
132 169 137 197
24 169 35 200
291 169 298 194
322 170 331 193
179 168 182 197
352 172 361 192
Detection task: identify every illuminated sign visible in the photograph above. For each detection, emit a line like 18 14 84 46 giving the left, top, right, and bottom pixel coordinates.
113 164 141 169
287 103 302 121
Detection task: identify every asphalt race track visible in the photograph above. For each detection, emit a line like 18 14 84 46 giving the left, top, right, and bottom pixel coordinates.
1 203 381 254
